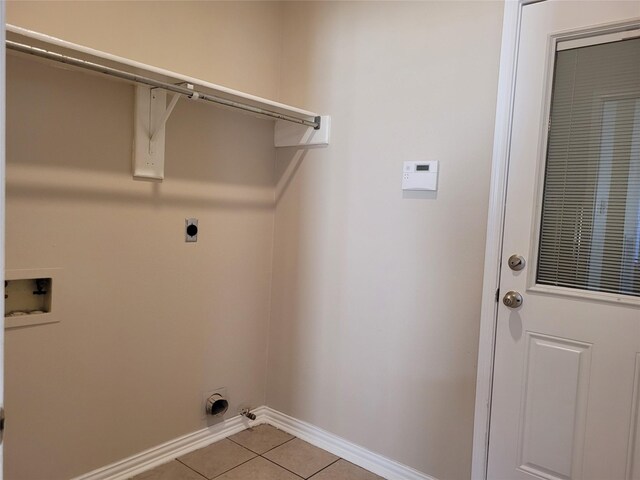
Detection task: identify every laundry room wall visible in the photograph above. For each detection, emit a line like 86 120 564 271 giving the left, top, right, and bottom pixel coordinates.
268 2 504 479
5 2 283 478
6 0 283 99
6 1 507 479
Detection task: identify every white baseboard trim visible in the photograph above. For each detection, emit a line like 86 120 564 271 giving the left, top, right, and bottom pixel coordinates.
262 407 437 480
72 406 268 480
73 406 436 480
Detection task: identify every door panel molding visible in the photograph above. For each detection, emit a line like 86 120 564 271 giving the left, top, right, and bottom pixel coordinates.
516 333 592 480
627 353 640 480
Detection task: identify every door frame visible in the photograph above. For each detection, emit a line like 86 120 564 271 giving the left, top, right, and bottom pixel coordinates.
471 1 537 478
0 0 6 476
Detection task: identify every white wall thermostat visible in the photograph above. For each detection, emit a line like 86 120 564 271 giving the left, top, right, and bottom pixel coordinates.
402 161 438 191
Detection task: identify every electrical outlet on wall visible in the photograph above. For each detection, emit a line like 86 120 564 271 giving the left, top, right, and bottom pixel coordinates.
185 218 198 242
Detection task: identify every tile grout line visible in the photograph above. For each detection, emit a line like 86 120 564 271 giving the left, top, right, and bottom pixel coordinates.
176 440 258 480
258 437 341 480
210 455 258 479
172 459 208 480
225 429 304 478
254 436 304 478
136 426 379 480
258 455 306 479
305 458 342 479
227 430 342 479
256 434 297 455
226 425 297 456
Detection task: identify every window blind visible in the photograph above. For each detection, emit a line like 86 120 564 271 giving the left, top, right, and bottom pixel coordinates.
537 37 640 297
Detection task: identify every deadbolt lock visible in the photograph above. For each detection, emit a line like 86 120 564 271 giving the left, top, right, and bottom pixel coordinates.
508 254 526 271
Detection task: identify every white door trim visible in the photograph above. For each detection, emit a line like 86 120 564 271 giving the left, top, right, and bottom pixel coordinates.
471 1 531 478
0 0 6 476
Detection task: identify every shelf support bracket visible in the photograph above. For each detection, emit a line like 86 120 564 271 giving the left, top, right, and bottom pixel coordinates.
149 92 181 148
133 86 184 180
274 115 331 148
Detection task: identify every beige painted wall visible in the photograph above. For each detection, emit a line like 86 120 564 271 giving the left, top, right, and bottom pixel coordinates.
4 2 282 476
267 2 504 478
5 1 505 479
6 0 283 100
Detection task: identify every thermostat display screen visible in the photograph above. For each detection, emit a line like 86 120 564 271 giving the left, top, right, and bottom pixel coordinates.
416 165 430 171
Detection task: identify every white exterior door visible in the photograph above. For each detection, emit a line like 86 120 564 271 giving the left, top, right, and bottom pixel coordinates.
488 2 640 480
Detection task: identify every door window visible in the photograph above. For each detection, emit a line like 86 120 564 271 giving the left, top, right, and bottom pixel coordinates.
537 37 640 297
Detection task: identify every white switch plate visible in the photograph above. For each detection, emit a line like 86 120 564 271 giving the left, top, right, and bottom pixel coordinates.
402 161 438 191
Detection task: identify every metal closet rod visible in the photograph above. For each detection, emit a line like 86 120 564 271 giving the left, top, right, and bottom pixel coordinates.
6 39 321 130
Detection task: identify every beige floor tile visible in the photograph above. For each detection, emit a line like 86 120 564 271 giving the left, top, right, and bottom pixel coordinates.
130 460 206 480
178 439 256 479
228 425 295 454
308 459 385 480
215 456 303 480
263 438 339 478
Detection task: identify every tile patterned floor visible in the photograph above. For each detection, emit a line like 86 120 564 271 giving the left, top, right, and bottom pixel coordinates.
132 424 385 479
